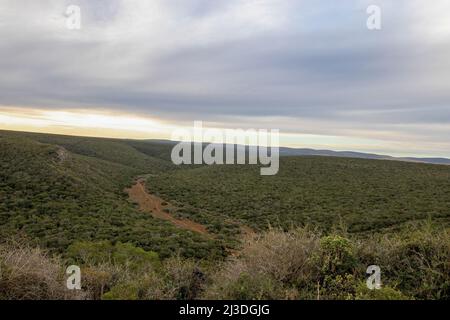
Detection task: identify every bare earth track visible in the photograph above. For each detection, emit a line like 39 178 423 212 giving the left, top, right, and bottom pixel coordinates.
126 179 210 235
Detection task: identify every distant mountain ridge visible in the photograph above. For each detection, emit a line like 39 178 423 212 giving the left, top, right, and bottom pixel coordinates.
144 139 450 166
1 129 448 166
279 147 450 165
145 139 450 165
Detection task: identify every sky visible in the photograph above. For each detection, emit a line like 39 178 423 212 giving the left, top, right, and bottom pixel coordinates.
0 0 449 157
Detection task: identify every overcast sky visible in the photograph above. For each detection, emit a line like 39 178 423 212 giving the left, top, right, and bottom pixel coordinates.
1 0 450 157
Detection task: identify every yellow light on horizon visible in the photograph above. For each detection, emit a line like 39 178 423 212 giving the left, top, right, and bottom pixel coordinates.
0 107 175 139
2 106 449 159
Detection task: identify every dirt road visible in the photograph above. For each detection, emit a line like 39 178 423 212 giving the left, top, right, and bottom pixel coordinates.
126 179 210 236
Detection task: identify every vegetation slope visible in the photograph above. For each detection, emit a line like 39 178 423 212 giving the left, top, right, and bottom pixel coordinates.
0 130 449 300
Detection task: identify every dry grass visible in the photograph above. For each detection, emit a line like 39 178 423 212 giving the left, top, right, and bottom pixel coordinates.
1 223 448 300
203 227 320 299
0 239 86 300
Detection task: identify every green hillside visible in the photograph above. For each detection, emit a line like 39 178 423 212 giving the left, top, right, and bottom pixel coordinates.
0 131 224 259
149 156 450 233
0 130 449 300
2 129 450 257
4 130 174 172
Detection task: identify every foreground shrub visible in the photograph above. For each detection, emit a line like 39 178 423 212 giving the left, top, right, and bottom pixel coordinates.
66 241 161 299
204 223 449 300
317 235 356 275
1 222 448 300
358 222 450 299
67 241 159 271
219 272 292 300
203 228 320 299
0 240 86 300
102 256 206 300
81 263 124 299
102 281 141 300
313 235 358 299
355 283 411 300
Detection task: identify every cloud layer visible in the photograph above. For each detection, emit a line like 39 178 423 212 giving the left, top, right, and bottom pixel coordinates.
1 0 450 156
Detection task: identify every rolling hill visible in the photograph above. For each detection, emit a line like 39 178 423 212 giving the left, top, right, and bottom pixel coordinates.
0 129 449 300
1 129 450 253
280 147 450 165
149 155 450 233
0 130 224 259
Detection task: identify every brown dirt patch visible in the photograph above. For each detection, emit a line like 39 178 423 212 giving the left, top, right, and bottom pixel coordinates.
126 179 210 236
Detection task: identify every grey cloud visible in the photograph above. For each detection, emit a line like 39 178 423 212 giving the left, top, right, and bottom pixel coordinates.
0 0 449 156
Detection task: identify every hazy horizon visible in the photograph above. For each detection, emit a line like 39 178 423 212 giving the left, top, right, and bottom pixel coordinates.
3 127 450 162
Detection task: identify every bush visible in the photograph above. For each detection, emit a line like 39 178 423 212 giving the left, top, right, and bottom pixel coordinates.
102 282 141 300
355 283 411 300
0 240 86 300
67 241 160 272
102 256 206 300
204 224 449 300
1 223 448 300
358 222 450 299
81 264 122 299
154 256 206 300
317 235 356 275
203 228 319 299
220 273 292 300
312 235 358 299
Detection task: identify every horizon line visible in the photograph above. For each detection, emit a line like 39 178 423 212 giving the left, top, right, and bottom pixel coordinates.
1 127 449 163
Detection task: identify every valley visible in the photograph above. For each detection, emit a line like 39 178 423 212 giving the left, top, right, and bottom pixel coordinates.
0 129 449 300
126 178 210 236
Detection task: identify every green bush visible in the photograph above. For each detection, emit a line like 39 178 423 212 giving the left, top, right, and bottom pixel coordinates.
358 223 450 300
356 283 411 300
317 235 356 275
205 225 449 300
67 241 159 270
223 273 289 300
102 282 141 300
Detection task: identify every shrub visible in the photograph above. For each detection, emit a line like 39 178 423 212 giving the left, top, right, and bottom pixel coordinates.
67 241 114 265
220 273 292 300
67 241 160 272
317 235 356 275
355 282 411 300
319 274 357 300
112 243 159 271
358 222 450 299
156 256 206 300
102 282 140 300
1 223 448 300
203 228 319 299
0 240 87 300
81 264 123 299
101 256 206 300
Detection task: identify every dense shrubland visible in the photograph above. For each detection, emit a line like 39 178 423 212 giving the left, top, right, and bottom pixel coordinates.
0 132 226 259
1 130 449 300
1 222 448 300
203 222 449 300
150 156 450 233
